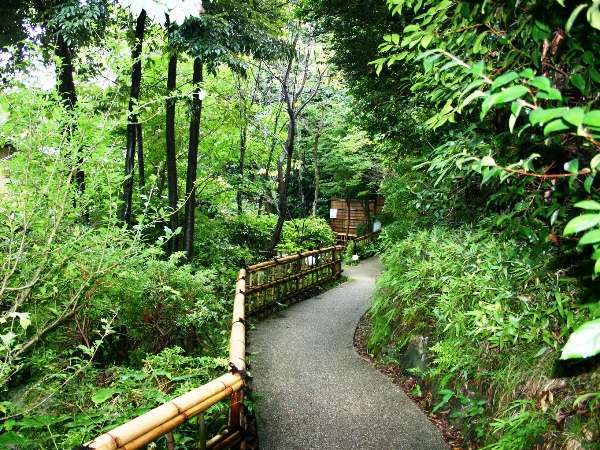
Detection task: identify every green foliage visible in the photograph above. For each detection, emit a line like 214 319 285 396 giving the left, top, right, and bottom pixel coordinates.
0 346 227 448
278 217 335 254
369 227 597 445
482 401 549 450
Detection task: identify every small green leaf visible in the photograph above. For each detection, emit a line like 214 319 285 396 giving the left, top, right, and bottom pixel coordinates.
591 153 600 171
480 93 499 119
584 175 594 193
586 1 600 30
583 111 600 129
570 73 586 94
469 61 485 77
564 159 579 174
529 107 568 125
575 200 600 210
563 214 600 235
566 3 588 33
496 85 529 103
560 319 600 360
519 68 534 80
563 107 585 126
420 34 434 48
509 113 518 133
579 229 600 245
543 118 571 136
537 88 562 101
529 76 552 91
0 332 16 347
16 312 31 330
91 388 121 405
491 71 519 91
461 90 486 109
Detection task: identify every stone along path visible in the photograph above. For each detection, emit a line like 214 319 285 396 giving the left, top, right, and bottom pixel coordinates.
250 257 447 449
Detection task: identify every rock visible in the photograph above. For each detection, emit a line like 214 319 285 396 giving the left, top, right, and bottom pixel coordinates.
399 335 429 371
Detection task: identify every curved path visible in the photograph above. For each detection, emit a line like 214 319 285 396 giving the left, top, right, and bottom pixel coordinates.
250 257 447 449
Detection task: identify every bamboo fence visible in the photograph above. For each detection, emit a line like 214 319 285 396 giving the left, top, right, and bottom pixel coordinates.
84 232 379 450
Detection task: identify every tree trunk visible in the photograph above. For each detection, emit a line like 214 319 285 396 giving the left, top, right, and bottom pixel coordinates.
136 123 145 187
55 34 88 221
268 109 295 255
122 10 146 225
297 127 305 214
258 103 283 215
183 58 203 261
55 35 77 109
311 125 321 217
237 124 246 215
165 52 179 255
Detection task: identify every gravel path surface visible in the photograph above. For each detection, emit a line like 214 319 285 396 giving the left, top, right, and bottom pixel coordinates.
249 257 447 449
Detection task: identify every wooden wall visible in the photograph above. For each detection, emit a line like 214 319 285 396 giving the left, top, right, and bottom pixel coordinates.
329 197 384 238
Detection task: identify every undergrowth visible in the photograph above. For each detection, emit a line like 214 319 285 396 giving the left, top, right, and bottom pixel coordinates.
368 226 600 448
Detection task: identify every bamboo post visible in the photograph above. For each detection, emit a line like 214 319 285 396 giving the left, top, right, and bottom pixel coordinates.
197 412 206 450
229 390 243 431
295 256 301 295
166 432 175 450
330 247 335 280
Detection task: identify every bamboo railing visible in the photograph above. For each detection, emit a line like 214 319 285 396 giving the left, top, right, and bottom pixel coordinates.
84 232 379 450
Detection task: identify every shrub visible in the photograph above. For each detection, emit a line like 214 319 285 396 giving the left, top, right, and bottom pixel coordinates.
278 217 335 254
369 226 597 446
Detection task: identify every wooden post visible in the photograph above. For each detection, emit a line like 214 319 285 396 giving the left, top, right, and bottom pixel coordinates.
229 390 243 431
295 256 301 295
197 412 206 450
166 432 175 450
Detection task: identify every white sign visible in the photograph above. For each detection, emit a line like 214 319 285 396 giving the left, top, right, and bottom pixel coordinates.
373 220 382 232
329 208 338 219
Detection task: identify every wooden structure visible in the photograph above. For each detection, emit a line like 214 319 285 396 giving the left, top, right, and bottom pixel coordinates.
329 197 384 243
84 233 380 450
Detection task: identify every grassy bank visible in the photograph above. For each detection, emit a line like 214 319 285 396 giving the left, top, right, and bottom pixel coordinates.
368 226 599 448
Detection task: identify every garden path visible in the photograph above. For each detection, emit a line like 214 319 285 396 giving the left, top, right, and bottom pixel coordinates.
250 257 447 449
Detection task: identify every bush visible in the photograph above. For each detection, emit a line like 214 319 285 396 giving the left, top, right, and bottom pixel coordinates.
278 217 335 254
369 226 598 446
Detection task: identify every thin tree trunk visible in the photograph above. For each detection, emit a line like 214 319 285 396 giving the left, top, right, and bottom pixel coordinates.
165 52 179 255
237 124 246 215
55 35 77 109
183 58 203 261
297 127 305 214
55 34 88 222
268 109 295 255
122 9 146 225
136 123 145 187
311 125 321 217
259 103 283 215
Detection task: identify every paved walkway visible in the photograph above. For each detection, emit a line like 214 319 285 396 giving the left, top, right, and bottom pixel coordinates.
250 257 447 449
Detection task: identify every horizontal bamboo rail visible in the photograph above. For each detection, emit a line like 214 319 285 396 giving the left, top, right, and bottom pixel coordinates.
84 232 379 449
